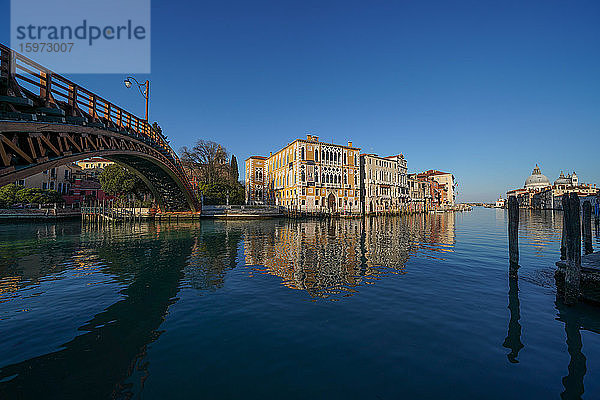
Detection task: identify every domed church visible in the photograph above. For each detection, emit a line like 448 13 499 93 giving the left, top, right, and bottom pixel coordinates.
524 164 551 190
507 164 597 209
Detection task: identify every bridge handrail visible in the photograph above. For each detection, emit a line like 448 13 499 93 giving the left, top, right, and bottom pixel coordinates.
0 43 197 205
0 43 179 162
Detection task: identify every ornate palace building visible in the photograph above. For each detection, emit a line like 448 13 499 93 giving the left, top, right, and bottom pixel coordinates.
245 135 361 213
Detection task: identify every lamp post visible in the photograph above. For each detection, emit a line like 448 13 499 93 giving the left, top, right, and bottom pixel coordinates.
124 76 150 122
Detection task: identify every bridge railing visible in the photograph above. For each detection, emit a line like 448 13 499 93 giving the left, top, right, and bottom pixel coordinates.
1 43 197 207
0 44 178 162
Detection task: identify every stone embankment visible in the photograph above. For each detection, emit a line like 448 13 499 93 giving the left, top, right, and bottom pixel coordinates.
0 207 80 220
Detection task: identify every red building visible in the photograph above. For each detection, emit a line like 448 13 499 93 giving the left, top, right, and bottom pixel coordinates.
62 176 114 205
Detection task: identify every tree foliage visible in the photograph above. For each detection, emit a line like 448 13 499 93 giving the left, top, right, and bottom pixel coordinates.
0 184 63 207
99 164 149 199
16 188 63 204
198 181 245 205
180 140 229 185
0 184 20 207
230 155 239 183
179 140 244 205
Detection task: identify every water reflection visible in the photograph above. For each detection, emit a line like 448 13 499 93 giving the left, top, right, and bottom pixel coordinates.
0 222 242 399
503 276 524 363
243 213 456 298
3 209 600 398
554 303 600 400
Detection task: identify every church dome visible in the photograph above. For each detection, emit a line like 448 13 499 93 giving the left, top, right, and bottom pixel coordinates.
525 164 551 189
554 171 570 186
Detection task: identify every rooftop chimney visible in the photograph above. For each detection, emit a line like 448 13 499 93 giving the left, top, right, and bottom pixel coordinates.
307 134 312 141
348 141 353 148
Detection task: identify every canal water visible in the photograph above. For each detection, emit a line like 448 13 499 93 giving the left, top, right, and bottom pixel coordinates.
1 207 600 399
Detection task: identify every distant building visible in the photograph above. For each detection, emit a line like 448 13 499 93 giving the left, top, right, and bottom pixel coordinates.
76 157 113 170
416 170 455 206
507 164 598 209
14 164 80 194
407 174 431 212
360 153 409 214
495 197 506 208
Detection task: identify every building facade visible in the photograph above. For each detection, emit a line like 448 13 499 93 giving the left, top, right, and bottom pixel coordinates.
14 164 80 194
407 174 432 212
246 134 361 214
245 156 267 204
416 170 455 206
360 153 409 214
75 157 113 171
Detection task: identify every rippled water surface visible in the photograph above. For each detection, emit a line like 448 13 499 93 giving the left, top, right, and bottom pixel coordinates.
2 208 600 399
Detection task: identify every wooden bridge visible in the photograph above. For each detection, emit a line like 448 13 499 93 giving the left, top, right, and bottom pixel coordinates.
0 43 199 211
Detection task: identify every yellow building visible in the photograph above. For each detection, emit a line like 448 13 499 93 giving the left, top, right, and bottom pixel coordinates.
75 157 113 170
246 134 361 213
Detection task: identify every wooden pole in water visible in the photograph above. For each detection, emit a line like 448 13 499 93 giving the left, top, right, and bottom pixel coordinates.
508 196 519 276
561 214 567 260
563 193 581 305
583 201 593 255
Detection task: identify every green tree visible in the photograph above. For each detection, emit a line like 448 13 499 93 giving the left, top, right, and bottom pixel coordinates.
99 164 149 200
0 184 21 207
197 181 245 205
230 155 239 183
15 188 63 204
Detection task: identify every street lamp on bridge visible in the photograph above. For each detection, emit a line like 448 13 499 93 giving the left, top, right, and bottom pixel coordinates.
124 76 150 122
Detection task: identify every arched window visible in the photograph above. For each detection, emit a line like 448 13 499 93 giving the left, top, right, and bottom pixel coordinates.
301 147 305 160
301 171 305 182
344 153 347 165
344 172 347 185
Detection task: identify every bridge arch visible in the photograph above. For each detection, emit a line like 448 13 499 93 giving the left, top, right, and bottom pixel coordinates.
0 122 198 211
0 44 199 211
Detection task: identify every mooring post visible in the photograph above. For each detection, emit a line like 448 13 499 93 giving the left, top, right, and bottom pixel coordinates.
561 217 567 260
583 201 593 255
508 196 519 276
563 193 581 305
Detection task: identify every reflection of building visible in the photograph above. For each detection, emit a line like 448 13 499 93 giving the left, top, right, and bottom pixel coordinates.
243 215 456 299
507 164 598 209
245 134 361 213
360 153 409 214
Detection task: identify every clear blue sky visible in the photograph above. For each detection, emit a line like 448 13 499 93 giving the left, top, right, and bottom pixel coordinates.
1 0 599 202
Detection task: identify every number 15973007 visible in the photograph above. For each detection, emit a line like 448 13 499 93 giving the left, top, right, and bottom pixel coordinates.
19 43 74 53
